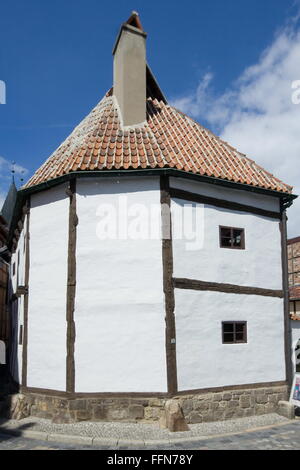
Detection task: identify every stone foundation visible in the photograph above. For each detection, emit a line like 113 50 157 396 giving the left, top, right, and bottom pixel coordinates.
3 384 289 424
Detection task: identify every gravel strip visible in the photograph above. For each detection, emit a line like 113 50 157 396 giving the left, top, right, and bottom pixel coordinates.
0 414 290 441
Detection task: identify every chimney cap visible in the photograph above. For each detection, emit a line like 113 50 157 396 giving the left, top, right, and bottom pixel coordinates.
126 11 144 31
112 13 147 55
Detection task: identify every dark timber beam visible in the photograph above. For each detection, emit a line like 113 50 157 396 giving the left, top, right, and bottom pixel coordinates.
20 380 287 399
21 200 30 387
66 180 77 393
160 175 178 395
280 211 293 388
173 278 284 298
169 187 282 220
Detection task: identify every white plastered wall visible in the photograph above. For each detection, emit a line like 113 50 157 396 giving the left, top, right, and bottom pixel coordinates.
169 177 280 212
9 218 27 383
175 289 285 390
75 177 167 392
170 178 285 390
27 185 69 390
171 198 282 290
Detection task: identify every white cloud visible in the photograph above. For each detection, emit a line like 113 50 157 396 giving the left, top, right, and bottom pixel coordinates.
171 18 300 238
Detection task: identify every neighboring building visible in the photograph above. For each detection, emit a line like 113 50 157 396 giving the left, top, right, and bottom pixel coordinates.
0 182 17 364
288 236 300 373
0 213 9 363
6 13 297 423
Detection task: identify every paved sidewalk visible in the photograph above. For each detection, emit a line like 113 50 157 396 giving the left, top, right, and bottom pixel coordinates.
0 420 300 450
0 413 299 449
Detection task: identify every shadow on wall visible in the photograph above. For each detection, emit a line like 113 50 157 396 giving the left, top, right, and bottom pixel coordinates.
0 274 22 439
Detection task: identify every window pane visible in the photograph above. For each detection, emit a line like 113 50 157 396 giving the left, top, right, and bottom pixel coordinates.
235 323 245 333
221 237 232 247
233 229 243 246
223 333 234 343
221 228 231 237
223 323 234 333
235 332 244 341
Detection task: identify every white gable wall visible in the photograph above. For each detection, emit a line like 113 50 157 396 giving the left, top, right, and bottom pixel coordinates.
75 177 167 392
27 185 69 390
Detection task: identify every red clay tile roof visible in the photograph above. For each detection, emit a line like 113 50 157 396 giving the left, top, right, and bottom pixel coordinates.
290 286 300 300
290 314 300 321
24 93 293 193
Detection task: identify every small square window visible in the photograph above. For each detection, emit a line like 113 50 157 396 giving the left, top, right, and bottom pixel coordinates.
220 226 245 249
222 322 247 344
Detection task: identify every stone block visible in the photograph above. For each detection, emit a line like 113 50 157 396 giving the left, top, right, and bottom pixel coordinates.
224 409 236 419
160 400 189 432
255 404 266 415
210 402 219 411
277 401 295 420
106 407 129 420
144 406 161 420
213 410 225 421
256 394 268 404
228 400 239 408
181 399 193 415
93 405 107 420
268 394 279 404
128 405 144 419
76 410 91 421
222 393 232 401
68 399 87 411
212 393 222 402
193 401 209 411
219 401 228 409
148 398 163 408
240 396 251 408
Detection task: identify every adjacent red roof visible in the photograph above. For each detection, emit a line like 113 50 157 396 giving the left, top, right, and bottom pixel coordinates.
290 286 300 300
290 314 300 321
24 93 293 193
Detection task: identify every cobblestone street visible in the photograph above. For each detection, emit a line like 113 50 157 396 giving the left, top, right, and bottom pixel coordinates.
0 420 299 450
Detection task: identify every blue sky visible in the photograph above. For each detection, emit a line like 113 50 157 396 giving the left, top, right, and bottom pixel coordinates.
0 0 300 235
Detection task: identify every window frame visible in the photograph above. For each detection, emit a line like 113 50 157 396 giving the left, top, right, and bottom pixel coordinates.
219 225 245 250
222 321 247 344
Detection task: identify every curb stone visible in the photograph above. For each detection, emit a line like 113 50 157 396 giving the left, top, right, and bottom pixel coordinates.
92 437 119 447
48 433 93 446
144 439 172 446
117 439 146 448
0 419 296 447
19 430 48 441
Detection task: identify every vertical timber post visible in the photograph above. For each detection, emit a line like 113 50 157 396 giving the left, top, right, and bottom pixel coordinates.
280 208 293 389
21 199 30 387
160 175 178 395
66 179 77 393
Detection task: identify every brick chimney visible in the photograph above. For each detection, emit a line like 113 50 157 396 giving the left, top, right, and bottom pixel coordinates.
113 12 147 127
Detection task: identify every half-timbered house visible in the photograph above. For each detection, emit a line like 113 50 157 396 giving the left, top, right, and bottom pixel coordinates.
7 13 297 423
